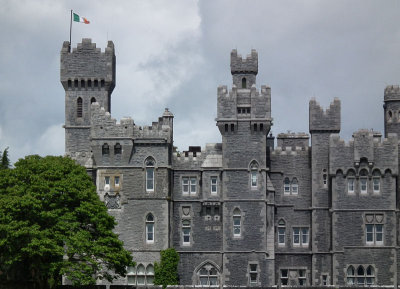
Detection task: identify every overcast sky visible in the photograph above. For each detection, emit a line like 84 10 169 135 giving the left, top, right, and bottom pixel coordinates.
1 0 400 164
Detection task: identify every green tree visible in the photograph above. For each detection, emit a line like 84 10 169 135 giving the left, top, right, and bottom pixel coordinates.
154 248 180 288
0 155 133 288
0 147 10 169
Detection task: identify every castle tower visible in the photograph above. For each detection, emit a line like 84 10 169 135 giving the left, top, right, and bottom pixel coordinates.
216 50 275 285
309 98 340 285
61 39 115 159
383 85 400 138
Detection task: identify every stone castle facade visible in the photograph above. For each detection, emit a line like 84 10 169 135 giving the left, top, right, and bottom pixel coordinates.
61 39 400 286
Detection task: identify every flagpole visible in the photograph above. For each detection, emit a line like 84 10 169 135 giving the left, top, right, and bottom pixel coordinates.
69 10 72 52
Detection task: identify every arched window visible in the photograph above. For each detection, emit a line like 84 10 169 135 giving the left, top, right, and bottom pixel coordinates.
357 265 365 285
366 266 375 285
114 143 122 155
278 219 286 246
360 169 368 194
346 265 355 285
127 266 136 285
291 178 298 194
91 97 96 104
347 170 355 193
146 213 154 243
77 97 83 118
388 110 393 121
233 208 241 237
250 161 259 188
146 264 154 285
136 264 146 285
81 79 85 89
242 77 247 88
145 158 155 192
284 177 291 194
372 170 380 193
102 143 109 155
197 263 220 285
182 219 191 245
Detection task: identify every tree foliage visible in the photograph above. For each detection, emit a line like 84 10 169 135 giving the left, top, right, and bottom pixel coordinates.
154 248 179 288
0 147 10 169
0 155 133 288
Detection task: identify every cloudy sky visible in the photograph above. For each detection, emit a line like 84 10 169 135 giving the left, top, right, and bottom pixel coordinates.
1 0 400 164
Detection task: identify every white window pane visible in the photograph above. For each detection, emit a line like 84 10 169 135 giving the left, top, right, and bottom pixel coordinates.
147 276 154 285
127 275 136 285
137 276 145 285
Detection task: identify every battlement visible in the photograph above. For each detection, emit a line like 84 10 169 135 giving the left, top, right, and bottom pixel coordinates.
173 143 223 168
230 49 258 75
384 85 400 101
277 132 309 148
271 145 310 156
60 39 115 92
309 98 341 133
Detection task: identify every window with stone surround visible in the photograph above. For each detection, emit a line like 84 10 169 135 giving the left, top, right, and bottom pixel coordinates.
278 219 286 246
197 263 219 285
280 269 307 286
114 143 122 155
233 208 242 237
182 219 191 245
249 263 258 286
365 213 384 245
250 161 259 188
347 170 355 193
182 177 197 195
372 170 380 193
211 176 218 194
346 265 375 285
77 97 83 118
360 169 368 194
293 227 309 247
127 264 154 285
146 213 154 243
102 143 110 156
145 157 155 192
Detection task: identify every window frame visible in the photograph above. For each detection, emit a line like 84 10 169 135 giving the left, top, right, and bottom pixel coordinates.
347 177 355 193
145 214 154 244
182 219 191 245
145 158 155 192
278 219 286 246
365 213 384 246
293 227 309 247
182 177 197 195
291 178 299 195
233 208 242 237
249 263 258 286
210 176 218 195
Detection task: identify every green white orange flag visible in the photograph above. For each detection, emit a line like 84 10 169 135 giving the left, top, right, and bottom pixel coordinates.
73 13 90 24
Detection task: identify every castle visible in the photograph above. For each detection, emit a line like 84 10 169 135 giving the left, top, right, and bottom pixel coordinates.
61 39 400 286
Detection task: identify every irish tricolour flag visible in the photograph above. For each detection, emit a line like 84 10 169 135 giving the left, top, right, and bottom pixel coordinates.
73 13 90 24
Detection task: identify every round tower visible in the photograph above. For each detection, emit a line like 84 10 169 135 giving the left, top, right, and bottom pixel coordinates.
383 85 400 138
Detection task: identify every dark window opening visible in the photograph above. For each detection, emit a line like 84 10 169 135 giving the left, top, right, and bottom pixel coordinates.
81 79 85 89
260 123 263 131
231 124 234 132
242 77 247 88
101 79 105 88
67 80 72 89
74 79 78 88
114 143 122 154
254 123 257 131
88 79 92 88
225 124 228 132
94 79 98 88
91 97 96 104
102 143 110 155
77 97 83 118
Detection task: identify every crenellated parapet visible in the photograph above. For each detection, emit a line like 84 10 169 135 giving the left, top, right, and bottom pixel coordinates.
384 85 400 101
173 143 222 170
329 130 398 176
277 132 309 148
230 49 258 75
309 98 340 133
60 38 115 93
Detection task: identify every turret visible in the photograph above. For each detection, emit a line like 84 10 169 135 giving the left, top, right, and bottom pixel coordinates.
383 85 400 137
61 39 115 157
230 49 258 88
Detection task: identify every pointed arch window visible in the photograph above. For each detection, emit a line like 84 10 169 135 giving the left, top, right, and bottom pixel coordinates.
372 170 380 193
197 263 220 285
145 158 155 192
347 170 355 193
284 177 291 194
360 169 368 194
146 213 154 243
77 97 83 118
233 208 242 237
136 264 146 285
250 161 259 188
146 264 154 285
291 178 298 194
91 97 96 104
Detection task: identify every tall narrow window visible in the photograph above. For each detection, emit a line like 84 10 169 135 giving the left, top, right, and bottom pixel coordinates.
347 265 355 285
77 97 83 118
211 176 218 194
242 77 247 88
291 178 299 194
249 264 258 286
102 143 110 155
250 161 259 188
146 214 154 243
278 219 286 246
145 158 155 192
104 176 110 191
366 266 375 285
182 219 191 245
284 177 291 194
347 171 355 193
360 170 368 194
127 266 136 285
373 170 380 193
233 208 241 237
146 264 154 285
280 269 288 285
114 176 120 187
136 264 145 285
231 123 234 132
114 143 122 155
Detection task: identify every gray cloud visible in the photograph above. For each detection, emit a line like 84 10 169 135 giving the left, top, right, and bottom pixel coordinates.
1 0 399 164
